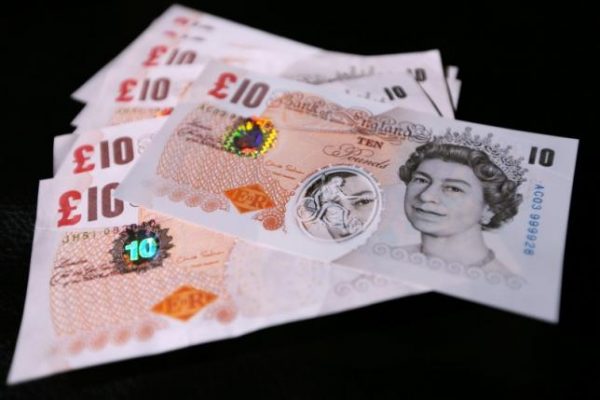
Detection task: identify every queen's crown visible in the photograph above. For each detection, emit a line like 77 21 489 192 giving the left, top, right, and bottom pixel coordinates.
433 127 527 184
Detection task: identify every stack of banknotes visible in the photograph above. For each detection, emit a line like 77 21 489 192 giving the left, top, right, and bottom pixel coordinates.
8 4 578 384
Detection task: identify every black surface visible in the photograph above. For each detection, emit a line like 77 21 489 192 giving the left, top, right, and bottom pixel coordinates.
1 2 598 398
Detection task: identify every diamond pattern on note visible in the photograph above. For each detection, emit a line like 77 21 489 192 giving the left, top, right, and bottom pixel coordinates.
152 285 217 321
224 184 275 213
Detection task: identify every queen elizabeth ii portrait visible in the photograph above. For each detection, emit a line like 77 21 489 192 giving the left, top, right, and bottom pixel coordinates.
398 129 526 275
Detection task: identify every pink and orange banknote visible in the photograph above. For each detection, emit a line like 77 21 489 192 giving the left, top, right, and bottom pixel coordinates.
9 116 424 384
118 62 577 324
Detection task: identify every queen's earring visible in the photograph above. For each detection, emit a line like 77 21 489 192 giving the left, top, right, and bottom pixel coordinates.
481 206 494 225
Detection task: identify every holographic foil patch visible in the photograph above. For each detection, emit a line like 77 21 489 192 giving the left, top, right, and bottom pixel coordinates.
110 220 173 274
223 116 277 158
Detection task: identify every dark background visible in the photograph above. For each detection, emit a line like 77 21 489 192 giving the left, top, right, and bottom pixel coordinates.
1 2 598 398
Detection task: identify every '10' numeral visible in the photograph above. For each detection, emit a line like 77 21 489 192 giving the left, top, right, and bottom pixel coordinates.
124 238 158 262
57 183 123 227
73 137 134 174
208 72 270 108
528 147 555 167
383 86 407 100
116 78 170 102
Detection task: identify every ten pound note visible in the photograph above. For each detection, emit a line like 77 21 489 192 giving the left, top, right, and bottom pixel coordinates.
8 118 425 384
117 61 578 322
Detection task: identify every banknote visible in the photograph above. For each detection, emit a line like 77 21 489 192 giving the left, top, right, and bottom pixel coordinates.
72 38 336 130
72 4 321 103
72 64 205 131
322 73 442 115
53 134 77 174
281 50 454 118
73 58 399 132
445 66 461 111
109 30 315 79
56 119 167 177
117 62 578 321
8 120 426 383
72 4 458 121
73 49 450 131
